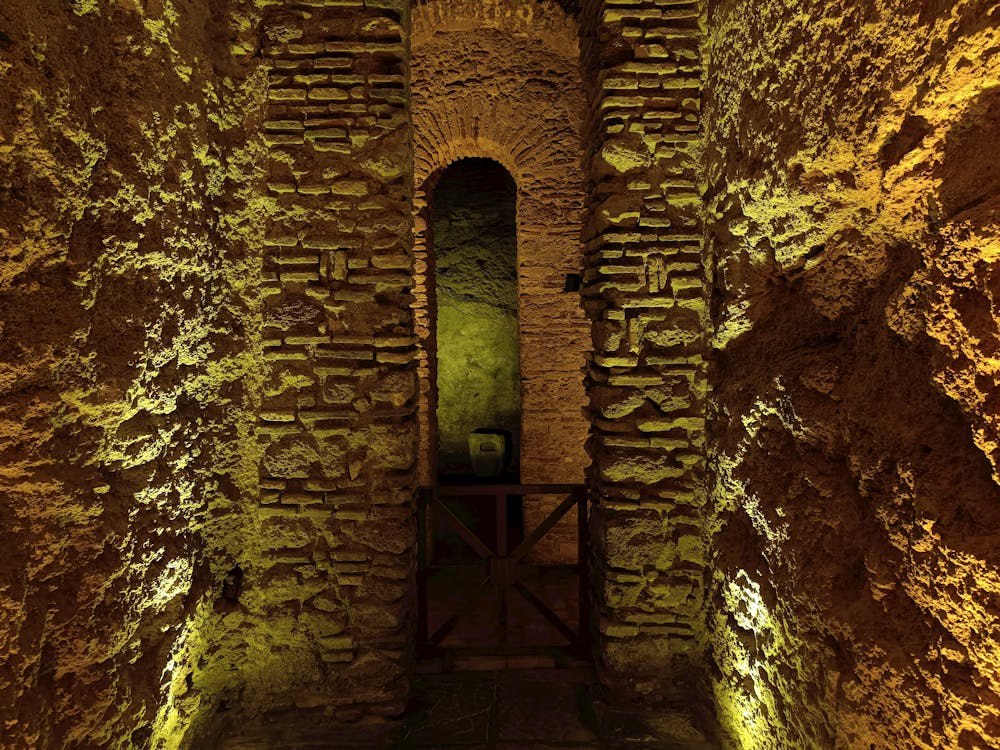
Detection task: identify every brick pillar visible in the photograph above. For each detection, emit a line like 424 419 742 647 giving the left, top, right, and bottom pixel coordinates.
255 0 414 718
580 0 709 706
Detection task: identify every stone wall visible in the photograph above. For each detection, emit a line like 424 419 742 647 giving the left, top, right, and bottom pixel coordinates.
703 0 1000 747
579 0 711 730
0 1 264 747
242 0 415 738
411 0 589 563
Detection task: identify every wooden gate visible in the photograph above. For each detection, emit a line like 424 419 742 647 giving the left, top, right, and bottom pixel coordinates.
417 483 589 661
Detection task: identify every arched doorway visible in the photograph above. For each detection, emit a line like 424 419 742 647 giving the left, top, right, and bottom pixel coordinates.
409 2 589 564
410 0 590 661
429 157 524 559
417 156 587 658
432 158 521 483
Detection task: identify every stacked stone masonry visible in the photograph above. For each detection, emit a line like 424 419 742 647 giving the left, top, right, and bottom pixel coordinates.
253 0 415 725
580 0 710 709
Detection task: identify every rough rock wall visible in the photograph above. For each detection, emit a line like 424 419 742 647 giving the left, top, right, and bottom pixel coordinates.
432 160 520 476
242 0 415 737
411 0 589 562
704 0 1000 747
579 0 711 728
0 1 264 747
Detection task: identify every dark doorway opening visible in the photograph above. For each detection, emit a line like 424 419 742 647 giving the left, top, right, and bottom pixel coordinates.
430 158 523 563
417 159 589 666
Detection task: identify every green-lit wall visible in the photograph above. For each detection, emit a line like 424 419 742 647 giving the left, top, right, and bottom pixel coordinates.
432 158 520 477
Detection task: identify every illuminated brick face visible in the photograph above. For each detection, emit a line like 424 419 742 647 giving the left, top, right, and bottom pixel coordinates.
252 0 416 725
578 0 711 709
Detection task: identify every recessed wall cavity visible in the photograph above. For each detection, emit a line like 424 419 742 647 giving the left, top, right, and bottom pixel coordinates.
431 158 520 478
410 0 589 562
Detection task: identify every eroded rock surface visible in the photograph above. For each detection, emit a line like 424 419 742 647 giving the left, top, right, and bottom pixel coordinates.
704 1 1000 747
0 1 265 746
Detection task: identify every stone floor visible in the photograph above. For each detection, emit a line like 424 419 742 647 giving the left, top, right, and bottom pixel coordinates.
221 666 718 750
396 667 716 750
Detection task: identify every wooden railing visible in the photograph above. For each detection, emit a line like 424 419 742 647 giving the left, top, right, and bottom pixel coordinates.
416 483 589 658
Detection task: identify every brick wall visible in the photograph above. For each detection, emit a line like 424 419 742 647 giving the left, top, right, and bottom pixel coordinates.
580 0 710 710
250 0 415 724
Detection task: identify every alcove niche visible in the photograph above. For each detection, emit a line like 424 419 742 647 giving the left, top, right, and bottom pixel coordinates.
409 2 590 563
423 157 523 557
428 158 521 482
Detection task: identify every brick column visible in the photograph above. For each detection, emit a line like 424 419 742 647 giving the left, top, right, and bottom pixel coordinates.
254 0 414 718
580 0 709 706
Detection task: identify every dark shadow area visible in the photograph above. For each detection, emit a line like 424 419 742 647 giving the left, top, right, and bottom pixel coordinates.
939 85 1000 219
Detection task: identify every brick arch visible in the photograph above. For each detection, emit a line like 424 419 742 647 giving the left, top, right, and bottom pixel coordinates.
416 138 522 191
410 2 588 562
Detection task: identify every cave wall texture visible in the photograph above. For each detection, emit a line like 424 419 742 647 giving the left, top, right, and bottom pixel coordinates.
0 0 416 747
2 0 1000 748
0 0 267 747
703 0 1000 747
